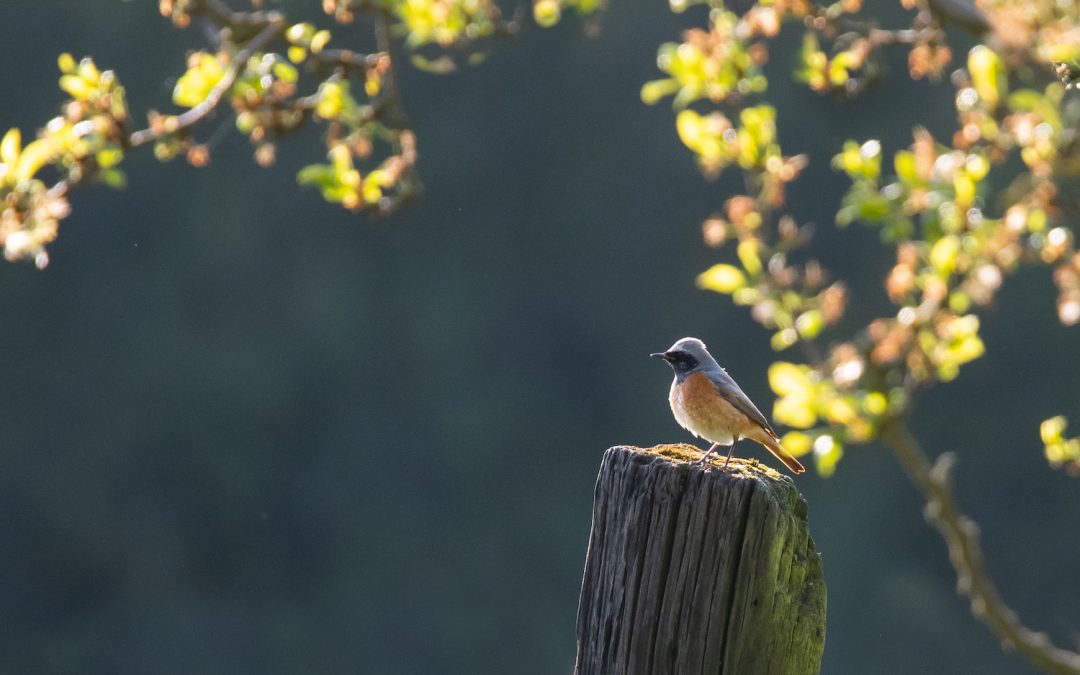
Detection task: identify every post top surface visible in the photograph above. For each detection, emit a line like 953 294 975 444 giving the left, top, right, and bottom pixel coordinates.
611 443 789 482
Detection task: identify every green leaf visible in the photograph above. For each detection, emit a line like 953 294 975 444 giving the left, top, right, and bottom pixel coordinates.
286 23 315 45
856 194 891 221
894 150 919 184
930 235 959 274
287 46 307 64
297 164 336 187
968 45 1007 110
795 309 824 339
780 431 813 457
769 362 812 397
1 128 21 166
696 264 746 294
100 168 127 189
736 239 762 277
813 435 843 478
311 31 332 53
59 75 92 100
770 328 798 352
533 0 562 28
96 147 124 169
640 79 678 105
1041 416 1068 445
172 53 224 108
272 61 298 84
57 53 77 74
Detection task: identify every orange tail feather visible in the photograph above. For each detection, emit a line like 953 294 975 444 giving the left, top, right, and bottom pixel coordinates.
749 427 806 474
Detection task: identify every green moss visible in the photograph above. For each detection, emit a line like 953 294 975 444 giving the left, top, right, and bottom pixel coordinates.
620 443 786 481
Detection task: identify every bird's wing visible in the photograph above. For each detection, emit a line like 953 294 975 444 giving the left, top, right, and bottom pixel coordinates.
707 368 777 438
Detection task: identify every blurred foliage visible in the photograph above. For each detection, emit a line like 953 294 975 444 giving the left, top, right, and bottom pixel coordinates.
0 55 126 267
636 2 1080 663
639 0 1079 481
533 0 602 29
1041 415 1080 476
1 0 545 266
0 2 1072 477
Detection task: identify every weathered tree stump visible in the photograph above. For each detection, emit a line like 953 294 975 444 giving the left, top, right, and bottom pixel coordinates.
575 444 826 675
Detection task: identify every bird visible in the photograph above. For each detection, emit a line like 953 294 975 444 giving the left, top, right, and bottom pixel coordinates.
651 337 805 474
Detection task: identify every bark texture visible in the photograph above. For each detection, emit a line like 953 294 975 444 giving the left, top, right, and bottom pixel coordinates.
575 444 826 675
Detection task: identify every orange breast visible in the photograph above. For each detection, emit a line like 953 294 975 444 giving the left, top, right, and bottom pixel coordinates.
669 371 756 444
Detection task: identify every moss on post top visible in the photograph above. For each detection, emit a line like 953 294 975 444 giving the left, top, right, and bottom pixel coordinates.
617 442 794 481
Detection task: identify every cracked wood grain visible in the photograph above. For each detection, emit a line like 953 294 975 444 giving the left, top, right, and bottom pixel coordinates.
575 444 826 675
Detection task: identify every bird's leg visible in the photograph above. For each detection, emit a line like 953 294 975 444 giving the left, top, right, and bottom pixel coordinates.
720 438 739 472
697 443 720 465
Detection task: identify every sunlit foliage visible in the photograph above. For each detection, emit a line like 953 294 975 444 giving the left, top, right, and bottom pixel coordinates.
639 0 1079 477
0 56 126 267
1 0 537 266
1041 415 1080 476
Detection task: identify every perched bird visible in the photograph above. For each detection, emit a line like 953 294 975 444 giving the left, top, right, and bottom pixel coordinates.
652 337 805 474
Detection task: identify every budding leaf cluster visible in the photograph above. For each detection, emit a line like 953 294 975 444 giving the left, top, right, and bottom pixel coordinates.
645 0 1080 476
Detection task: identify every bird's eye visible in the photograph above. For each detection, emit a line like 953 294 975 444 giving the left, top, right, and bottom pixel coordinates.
673 353 698 370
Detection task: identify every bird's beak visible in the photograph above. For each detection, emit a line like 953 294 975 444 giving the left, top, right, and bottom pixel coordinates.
650 352 669 361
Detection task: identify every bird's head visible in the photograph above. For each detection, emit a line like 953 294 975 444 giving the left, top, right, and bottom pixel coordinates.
651 337 716 377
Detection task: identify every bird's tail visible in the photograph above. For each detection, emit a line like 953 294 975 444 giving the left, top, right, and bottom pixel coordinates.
751 427 806 474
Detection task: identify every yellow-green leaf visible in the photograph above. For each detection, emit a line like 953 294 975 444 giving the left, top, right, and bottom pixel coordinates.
930 235 959 275
59 74 92 100
273 62 298 84
824 396 858 425
311 30 332 53
287 46 307 64
795 309 824 339
780 431 813 457
1 128 21 166
57 53 76 74
774 394 817 429
533 0 562 27
675 110 704 152
768 362 811 396
697 264 746 294
15 138 56 181
286 23 315 45
863 391 888 416
770 328 798 351
968 45 1006 110
640 79 678 105
736 239 762 277
172 53 224 108
1041 416 1067 445
813 435 843 478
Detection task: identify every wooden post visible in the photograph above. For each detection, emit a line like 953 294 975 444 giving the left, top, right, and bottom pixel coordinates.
574 444 826 675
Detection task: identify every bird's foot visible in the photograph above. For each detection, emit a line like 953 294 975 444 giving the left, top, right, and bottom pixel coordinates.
696 443 719 467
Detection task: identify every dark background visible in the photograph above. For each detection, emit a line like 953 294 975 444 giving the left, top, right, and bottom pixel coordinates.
1 1 1078 673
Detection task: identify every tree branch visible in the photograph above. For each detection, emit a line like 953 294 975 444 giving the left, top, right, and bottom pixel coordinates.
879 419 1080 675
127 16 286 148
313 48 382 71
196 0 279 36
867 26 940 47
374 10 407 127
369 9 421 216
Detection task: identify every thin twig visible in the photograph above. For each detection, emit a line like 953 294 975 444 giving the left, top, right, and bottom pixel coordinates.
374 10 407 127
369 9 422 215
314 48 382 71
879 419 1080 675
197 0 277 32
867 27 939 46
127 18 286 147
